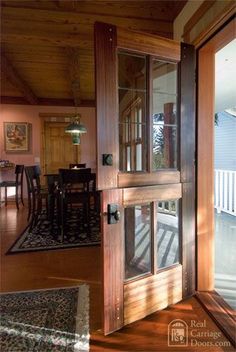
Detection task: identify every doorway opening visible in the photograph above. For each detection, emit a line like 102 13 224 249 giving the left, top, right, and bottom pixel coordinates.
214 39 236 310
197 17 236 346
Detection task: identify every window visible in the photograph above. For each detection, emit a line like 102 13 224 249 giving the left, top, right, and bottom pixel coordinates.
125 204 151 280
119 52 178 173
156 200 180 269
152 60 178 170
119 52 147 172
124 199 180 281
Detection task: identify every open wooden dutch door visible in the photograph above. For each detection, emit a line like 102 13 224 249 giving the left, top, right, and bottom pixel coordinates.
95 22 196 335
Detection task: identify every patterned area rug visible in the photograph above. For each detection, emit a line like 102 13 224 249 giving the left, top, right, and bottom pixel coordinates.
8 208 101 254
0 285 89 351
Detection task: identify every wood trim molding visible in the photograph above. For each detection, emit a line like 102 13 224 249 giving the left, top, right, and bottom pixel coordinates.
193 3 236 48
196 19 236 347
197 19 235 292
39 113 80 118
197 46 215 292
183 0 235 47
118 171 180 188
0 96 95 107
117 27 180 62
196 291 236 347
183 1 216 42
199 17 236 52
95 22 119 190
101 189 124 335
123 183 182 206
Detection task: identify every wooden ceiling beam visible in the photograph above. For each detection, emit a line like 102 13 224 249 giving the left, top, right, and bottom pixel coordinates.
1 6 173 36
1 52 38 105
1 23 93 49
67 48 81 106
1 1 187 22
0 96 95 107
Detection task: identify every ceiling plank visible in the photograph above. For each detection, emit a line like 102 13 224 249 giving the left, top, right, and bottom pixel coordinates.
1 21 93 48
0 1 187 103
1 52 38 105
1 6 173 36
1 1 187 22
56 0 77 11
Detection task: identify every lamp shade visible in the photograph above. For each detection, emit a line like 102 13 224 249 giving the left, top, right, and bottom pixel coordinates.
65 114 87 134
65 122 87 134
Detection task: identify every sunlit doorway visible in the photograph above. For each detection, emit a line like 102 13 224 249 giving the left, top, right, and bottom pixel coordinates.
214 39 236 310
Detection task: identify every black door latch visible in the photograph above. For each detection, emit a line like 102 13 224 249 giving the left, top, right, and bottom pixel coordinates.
107 204 121 224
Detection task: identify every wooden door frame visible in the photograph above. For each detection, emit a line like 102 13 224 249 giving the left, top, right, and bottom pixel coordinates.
196 17 236 346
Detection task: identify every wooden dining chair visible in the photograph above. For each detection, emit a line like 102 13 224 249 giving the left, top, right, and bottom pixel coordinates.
58 170 96 239
59 168 91 193
0 165 24 209
25 165 49 231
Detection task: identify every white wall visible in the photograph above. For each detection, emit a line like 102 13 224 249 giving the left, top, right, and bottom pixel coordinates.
215 112 236 171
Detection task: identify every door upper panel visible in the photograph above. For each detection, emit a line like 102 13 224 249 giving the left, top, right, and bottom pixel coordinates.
95 22 181 190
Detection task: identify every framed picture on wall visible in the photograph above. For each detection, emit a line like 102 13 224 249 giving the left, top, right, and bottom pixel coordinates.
4 122 30 152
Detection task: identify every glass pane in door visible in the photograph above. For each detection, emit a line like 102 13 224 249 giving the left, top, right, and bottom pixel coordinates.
156 200 180 269
152 60 178 170
118 52 147 172
125 204 151 280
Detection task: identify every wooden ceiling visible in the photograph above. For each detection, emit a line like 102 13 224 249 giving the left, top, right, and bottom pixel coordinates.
0 0 187 107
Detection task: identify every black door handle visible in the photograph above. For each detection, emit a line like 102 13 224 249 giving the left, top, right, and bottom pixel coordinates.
108 204 121 224
113 210 121 221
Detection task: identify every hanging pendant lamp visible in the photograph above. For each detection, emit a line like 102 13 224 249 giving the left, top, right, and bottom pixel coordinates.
65 114 87 134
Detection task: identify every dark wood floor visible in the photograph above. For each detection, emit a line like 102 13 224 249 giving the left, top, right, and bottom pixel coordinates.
0 203 234 351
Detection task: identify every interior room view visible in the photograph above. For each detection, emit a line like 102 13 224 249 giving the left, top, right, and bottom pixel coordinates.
0 1 235 351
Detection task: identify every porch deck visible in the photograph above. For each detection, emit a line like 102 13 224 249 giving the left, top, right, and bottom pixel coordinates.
215 211 236 310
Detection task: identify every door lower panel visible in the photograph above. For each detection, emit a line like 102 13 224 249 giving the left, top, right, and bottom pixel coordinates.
124 264 182 325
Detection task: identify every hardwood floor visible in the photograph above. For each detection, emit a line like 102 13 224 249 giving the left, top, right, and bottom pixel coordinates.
0 204 102 331
0 204 234 351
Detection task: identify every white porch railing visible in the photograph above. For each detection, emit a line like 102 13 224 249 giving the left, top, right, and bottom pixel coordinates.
214 169 236 216
158 201 177 216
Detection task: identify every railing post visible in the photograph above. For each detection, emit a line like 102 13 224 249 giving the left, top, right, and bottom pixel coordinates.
214 169 236 216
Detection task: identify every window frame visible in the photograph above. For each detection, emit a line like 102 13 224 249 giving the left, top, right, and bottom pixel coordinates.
118 50 180 175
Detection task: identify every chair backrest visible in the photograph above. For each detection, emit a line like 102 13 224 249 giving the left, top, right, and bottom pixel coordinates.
15 164 24 185
25 165 42 194
59 168 91 185
69 163 86 169
59 169 96 191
